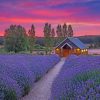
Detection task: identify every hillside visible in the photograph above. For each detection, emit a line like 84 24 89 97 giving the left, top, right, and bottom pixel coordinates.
77 35 100 44
0 35 100 46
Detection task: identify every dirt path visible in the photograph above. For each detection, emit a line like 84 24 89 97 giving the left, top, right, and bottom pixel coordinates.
21 58 65 100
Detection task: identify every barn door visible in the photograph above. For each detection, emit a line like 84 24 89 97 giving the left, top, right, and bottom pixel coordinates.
62 49 70 57
62 44 72 57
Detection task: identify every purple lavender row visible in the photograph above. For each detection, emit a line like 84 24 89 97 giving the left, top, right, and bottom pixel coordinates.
50 55 100 100
0 54 60 100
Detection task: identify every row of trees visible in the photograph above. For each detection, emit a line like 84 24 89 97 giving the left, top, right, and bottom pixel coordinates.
44 23 73 38
56 24 73 37
4 23 73 53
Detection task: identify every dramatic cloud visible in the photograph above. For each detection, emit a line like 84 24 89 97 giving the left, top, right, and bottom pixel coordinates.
0 0 100 36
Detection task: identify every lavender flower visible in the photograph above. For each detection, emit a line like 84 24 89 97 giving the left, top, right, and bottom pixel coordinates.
0 54 60 99
50 55 100 100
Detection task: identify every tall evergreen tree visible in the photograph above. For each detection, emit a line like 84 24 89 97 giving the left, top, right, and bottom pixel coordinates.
44 23 52 54
28 24 35 37
68 25 73 37
51 28 55 37
62 23 67 37
44 23 51 37
51 28 55 49
56 24 63 43
28 24 35 53
56 24 62 37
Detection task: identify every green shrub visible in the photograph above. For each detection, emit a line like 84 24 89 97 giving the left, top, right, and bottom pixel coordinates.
4 25 29 53
35 75 41 82
23 85 30 96
4 90 17 100
73 70 100 83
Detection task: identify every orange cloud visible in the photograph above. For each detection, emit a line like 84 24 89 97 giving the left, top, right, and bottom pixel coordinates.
0 32 4 36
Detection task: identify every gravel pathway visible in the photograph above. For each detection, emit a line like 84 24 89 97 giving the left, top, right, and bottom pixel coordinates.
21 58 65 100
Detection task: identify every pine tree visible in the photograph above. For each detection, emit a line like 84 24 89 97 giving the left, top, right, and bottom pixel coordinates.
44 23 51 37
44 23 52 54
62 23 67 37
56 24 62 37
68 25 73 37
56 24 63 43
28 24 35 37
28 24 35 53
51 28 55 37
51 28 55 50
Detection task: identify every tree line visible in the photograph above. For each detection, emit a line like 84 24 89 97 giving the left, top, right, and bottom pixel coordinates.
4 23 73 53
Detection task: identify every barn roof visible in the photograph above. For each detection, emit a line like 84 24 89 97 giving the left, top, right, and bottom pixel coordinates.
68 37 87 49
55 37 87 49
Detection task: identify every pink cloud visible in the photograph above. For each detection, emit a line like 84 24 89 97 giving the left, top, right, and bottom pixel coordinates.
35 7 84 15
0 32 4 36
0 17 48 23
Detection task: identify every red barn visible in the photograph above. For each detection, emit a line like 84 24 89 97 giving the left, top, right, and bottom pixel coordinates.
55 37 88 57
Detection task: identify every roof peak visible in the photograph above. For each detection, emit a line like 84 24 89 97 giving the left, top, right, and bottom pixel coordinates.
55 37 87 49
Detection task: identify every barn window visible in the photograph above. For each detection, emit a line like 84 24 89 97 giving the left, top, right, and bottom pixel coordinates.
56 48 59 51
84 49 85 52
81 50 84 52
77 48 80 51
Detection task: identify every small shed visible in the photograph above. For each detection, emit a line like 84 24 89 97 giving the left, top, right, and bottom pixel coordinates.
55 37 88 57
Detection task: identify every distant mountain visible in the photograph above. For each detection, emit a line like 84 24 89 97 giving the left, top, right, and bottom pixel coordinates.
77 35 100 44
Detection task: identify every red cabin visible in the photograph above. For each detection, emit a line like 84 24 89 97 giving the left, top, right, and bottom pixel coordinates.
55 37 88 57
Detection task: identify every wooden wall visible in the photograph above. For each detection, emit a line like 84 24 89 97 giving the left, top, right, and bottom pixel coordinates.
55 48 88 57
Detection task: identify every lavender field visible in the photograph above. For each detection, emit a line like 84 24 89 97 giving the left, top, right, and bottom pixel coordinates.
51 55 100 100
0 54 60 100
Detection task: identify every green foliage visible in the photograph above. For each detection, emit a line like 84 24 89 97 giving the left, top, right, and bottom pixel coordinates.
17 51 30 54
56 24 73 39
35 75 41 82
28 24 35 53
73 70 100 84
44 23 51 37
51 28 55 48
56 24 62 37
23 85 30 96
4 25 29 53
44 23 54 54
4 90 17 100
34 44 45 50
28 37 35 53
0 47 31 54
67 25 73 37
62 23 67 37
0 47 6 54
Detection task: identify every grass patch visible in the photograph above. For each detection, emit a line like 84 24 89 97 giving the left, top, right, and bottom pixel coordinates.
23 85 30 96
73 70 100 83
35 75 42 82
64 70 100 99
4 90 17 100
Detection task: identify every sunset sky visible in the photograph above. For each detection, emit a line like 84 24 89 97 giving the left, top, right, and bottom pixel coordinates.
0 0 100 37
